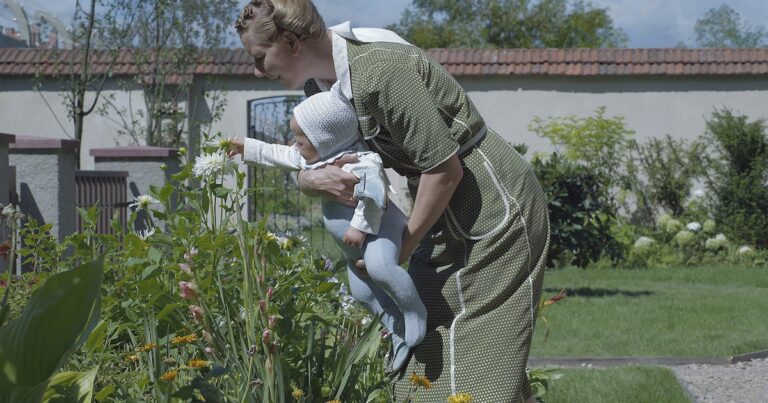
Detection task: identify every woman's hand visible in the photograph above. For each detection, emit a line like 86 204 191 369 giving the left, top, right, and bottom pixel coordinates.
297 154 360 207
227 137 245 158
398 154 464 264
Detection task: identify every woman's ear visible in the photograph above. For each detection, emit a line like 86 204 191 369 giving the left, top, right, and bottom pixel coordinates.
283 31 301 56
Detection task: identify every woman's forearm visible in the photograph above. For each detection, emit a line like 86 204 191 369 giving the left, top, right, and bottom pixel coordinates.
401 154 464 262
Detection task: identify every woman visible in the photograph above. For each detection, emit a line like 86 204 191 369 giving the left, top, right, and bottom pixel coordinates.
235 1 550 401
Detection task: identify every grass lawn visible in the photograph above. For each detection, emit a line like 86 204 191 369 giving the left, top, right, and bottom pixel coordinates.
545 366 690 403
530 265 768 357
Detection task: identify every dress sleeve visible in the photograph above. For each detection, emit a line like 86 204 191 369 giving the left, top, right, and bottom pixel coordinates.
242 137 303 170
358 60 460 172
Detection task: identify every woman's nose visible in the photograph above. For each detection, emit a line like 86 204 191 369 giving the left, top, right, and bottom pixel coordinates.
253 66 267 78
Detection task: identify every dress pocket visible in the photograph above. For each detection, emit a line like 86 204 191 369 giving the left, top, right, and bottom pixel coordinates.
444 148 514 240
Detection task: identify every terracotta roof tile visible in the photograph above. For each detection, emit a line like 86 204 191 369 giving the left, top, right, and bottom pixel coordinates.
2 48 768 78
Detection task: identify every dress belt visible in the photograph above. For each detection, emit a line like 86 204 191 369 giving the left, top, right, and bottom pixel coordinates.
457 125 487 156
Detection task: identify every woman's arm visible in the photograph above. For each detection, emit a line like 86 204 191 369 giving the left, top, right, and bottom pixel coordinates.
399 154 464 264
296 156 360 207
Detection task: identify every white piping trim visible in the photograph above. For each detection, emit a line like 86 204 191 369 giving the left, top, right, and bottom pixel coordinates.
445 229 468 396
445 149 511 240
350 47 419 65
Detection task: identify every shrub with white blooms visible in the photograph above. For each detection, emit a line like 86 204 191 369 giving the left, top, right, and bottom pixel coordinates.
705 233 728 251
737 245 755 256
633 236 655 251
674 230 696 247
686 222 702 232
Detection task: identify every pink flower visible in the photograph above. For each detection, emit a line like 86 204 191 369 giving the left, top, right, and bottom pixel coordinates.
184 247 198 262
205 346 215 354
262 329 271 344
189 305 204 324
266 287 273 301
268 315 277 329
178 263 192 276
179 281 198 300
202 330 214 344
259 299 266 313
270 340 279 354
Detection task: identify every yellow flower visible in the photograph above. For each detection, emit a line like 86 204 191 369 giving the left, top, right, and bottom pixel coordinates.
292 388 304 400
137 342 158 353
160 370 178 382
188 358 210 368
125 354 139 363
447 393 472 403
171 334 198 345
325 400 341 403
409 373 433 389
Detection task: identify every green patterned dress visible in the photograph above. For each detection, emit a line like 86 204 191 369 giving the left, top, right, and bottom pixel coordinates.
307 39 550 402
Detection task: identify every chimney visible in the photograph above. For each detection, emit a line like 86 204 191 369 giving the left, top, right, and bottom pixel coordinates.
48 30 58 49
30 25 41 48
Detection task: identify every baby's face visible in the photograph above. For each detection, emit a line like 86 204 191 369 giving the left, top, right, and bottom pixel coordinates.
289 117 320 163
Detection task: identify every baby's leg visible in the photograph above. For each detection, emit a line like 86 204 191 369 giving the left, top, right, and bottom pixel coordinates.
323 201 403 333
363 203 427 347
346 260 403 334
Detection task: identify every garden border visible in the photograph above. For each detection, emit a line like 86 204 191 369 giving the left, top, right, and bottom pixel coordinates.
528 349 768 367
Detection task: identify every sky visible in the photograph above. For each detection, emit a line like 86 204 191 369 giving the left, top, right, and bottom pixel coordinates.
1 0 767 48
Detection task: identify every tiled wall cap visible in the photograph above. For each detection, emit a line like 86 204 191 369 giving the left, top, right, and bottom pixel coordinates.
90 147 180 158
8 135 79 150
0 133 15 144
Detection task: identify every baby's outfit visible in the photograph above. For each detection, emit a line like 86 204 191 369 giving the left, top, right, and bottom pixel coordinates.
241 83 426 372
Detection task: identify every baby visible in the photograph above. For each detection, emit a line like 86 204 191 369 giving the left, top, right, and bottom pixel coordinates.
228 83 426 372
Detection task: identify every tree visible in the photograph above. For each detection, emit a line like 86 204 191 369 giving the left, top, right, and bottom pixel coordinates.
694 4 766 48
100 0 238 148
387 0 628 48
60 0 130 167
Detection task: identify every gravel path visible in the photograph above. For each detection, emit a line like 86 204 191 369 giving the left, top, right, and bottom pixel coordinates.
671 358 768 403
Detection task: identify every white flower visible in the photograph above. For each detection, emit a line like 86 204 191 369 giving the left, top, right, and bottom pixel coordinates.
633 236 655 250
360 317 371 326
686 222 702 232
737 246 755 256
276 236 292 250
1 204 22 220
692 188 705 198
703 219 717 234
193 150 235 179
664 218 683 234
184 247 198 261
674 230 695 247
137 227 156 240
705 233 728 251
128 195 160 211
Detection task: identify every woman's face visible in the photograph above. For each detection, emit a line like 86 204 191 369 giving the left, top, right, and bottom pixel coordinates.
240 30 307 90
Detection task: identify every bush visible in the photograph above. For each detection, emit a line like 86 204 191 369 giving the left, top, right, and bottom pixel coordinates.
703 109 768 249
532 153 622 268
629 135 705 219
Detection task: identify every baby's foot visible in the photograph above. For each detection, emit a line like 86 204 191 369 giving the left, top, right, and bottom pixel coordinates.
403 302 427 346
387 333 411 374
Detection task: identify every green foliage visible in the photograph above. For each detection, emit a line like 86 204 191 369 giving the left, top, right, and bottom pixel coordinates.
388 0 627 48
532 153 621 268
703 109 768 249
629 135 705 219
530 107 635 267
694 4 766 48
0 259 103 402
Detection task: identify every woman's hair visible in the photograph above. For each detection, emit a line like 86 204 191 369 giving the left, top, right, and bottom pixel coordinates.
235 0 326 42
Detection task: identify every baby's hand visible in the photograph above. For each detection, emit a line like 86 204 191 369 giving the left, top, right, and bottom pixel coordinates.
227 137 245 158
343 227 367 248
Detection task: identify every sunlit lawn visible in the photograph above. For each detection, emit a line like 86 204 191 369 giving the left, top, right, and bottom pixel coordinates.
546 366 690 403
531 265 768 357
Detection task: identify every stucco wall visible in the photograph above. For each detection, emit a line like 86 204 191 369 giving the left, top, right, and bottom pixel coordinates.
0 141 8 206
3 74 768 168
9 149 77 240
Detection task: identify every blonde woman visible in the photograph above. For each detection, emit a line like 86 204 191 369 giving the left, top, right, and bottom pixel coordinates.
235 1 550 401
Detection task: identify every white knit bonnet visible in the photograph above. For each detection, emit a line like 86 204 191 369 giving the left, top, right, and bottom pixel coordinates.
293 83 359 160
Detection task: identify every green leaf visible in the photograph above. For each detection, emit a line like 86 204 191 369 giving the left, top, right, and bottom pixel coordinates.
93 383 115 401
41 367 98 402
0 258 104 401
